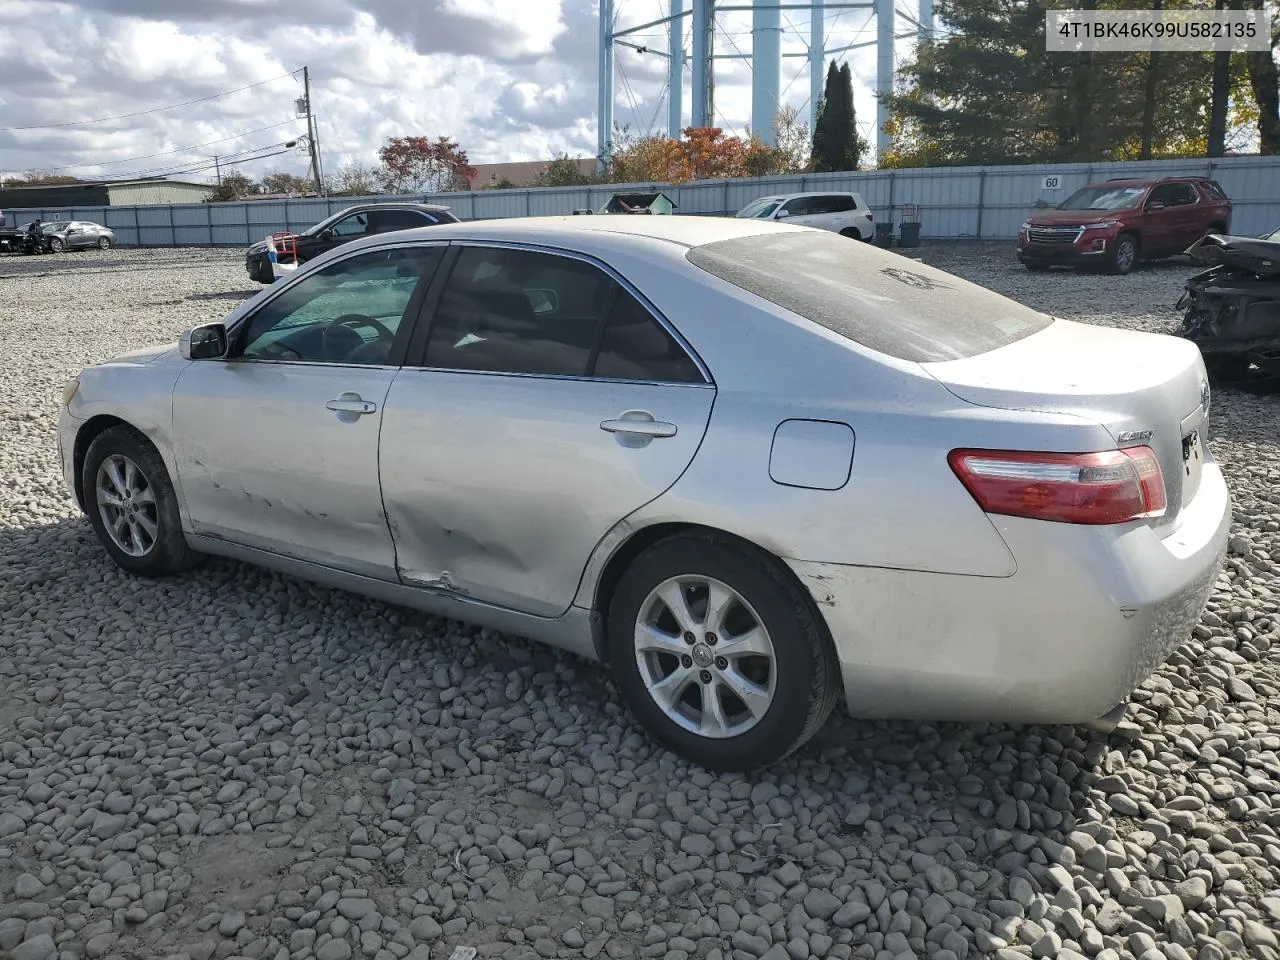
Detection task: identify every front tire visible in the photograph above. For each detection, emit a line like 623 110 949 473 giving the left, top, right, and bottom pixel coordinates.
81 425 200 577
606 533 840 772
49 237 64 252
1108 233 1138 275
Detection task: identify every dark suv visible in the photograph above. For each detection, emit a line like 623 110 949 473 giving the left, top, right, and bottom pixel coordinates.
1016 177 1232 275
245 202 459 283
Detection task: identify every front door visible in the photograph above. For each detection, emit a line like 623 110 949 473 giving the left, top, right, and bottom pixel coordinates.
379 244 716 617
171 243 445 578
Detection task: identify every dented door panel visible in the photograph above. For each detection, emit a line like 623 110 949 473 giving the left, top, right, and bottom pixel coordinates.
379 371 716 617
171 361 400 579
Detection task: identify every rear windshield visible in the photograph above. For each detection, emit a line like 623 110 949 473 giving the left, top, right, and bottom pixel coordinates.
685 231 1054 362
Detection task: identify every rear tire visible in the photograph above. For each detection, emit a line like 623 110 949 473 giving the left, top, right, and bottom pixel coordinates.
98 236 111 249
606 533 840 772
1108 233 1138 275
81 425 201 578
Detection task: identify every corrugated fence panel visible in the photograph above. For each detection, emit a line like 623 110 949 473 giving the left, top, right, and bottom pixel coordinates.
4 155 1278 247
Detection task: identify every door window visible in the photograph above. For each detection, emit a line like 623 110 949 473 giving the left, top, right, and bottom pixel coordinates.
1147 184 1188 207
423 247 616 377
237 246 441 365
369 209 435 232
781 197 814 216
592 288 705 384
329 212 372 237
1167 183 1198 206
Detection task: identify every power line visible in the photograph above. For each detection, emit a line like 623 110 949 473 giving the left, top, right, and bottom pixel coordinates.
37 119 305 173
0 68 302 132
99 137 304 182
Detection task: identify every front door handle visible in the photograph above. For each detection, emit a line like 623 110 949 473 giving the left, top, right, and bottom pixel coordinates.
600 410 677 439
326 394 377 415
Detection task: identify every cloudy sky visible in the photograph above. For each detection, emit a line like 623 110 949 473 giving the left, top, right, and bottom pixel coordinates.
0 0 913 184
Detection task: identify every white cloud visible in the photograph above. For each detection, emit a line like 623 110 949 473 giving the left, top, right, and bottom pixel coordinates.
0 0 908 185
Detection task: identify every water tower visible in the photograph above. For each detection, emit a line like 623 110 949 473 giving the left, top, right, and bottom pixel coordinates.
597 0 936 167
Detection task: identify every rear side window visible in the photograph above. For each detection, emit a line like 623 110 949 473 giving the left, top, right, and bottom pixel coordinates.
686 231 1054 363
817 195 855 213
1199 180 1228 203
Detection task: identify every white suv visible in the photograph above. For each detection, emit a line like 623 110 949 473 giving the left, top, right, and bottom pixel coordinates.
735 191 874 240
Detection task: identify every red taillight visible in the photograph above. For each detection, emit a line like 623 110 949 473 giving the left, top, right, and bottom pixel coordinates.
948 447 1167 525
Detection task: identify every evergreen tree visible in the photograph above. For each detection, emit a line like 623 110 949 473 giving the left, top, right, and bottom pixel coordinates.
811 61 863 171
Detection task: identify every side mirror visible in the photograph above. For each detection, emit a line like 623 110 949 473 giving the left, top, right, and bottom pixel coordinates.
319 228 334 240
775 208 791 219
180 323 228 361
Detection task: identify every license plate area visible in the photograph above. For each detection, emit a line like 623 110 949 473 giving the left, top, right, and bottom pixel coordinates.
1181 428 1204 503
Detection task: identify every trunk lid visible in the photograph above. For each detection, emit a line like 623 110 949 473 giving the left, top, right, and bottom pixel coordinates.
922 318 1211 528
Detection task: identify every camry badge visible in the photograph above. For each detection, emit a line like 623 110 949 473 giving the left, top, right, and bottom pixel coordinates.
1117 429 1156 444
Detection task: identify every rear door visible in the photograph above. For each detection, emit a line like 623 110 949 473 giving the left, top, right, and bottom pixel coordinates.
378 243 717 616
1142 184 1184 256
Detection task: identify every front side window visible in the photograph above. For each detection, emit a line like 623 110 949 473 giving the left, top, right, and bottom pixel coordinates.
238 246 441 365
781 197 813 216
329 212 371 237
423 247 615 377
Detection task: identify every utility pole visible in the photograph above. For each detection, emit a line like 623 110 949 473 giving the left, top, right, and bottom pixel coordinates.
302 66 324 195
214 156 222 185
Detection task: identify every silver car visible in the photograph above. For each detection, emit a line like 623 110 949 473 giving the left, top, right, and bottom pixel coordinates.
57 215 1231 771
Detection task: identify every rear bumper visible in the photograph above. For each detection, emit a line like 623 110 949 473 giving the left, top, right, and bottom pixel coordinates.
788 462 1231 724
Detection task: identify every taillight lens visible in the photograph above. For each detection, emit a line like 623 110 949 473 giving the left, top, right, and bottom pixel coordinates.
948 447 1167 525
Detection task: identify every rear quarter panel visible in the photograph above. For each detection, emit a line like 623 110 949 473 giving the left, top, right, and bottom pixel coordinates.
565 241 1116 592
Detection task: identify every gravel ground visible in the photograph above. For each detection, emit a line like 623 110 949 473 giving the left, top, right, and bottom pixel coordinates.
2 242 1280 960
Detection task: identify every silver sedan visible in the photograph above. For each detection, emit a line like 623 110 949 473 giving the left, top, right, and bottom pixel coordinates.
57 215 1231 771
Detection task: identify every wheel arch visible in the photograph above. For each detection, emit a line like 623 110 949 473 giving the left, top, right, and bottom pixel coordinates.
587 520 836 663
72 415 145 512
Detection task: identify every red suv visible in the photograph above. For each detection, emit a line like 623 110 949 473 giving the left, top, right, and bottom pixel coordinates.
1016 177 1232 275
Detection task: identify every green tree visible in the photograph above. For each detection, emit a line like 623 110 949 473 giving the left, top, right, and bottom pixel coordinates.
535 154 597 186
811 61 865 171
880 0 1248 166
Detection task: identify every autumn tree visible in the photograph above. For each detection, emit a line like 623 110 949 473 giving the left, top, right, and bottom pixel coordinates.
207 173 256 201
323 163 381 196
376 136 476 193
15 171 81 185
773 105 812 172
260 170 314 195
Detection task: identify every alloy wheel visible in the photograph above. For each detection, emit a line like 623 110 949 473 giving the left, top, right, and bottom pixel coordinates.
633 575 777 739
95 454 159 557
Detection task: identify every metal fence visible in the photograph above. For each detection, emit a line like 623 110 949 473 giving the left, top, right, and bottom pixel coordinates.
4 154 1278 248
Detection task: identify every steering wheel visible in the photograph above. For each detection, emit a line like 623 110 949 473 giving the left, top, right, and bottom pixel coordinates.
332 314 394 339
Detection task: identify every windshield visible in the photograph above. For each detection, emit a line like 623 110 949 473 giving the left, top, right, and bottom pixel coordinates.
737 198 781 219
1057 186 1145 211
1267 226 1280 241
686 230 1052 363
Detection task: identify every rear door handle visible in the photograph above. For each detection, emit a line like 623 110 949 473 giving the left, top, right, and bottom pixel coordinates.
600 410 677 439
326 394 377 415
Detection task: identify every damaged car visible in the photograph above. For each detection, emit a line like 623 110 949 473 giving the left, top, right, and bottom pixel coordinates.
1176 226 1280 382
